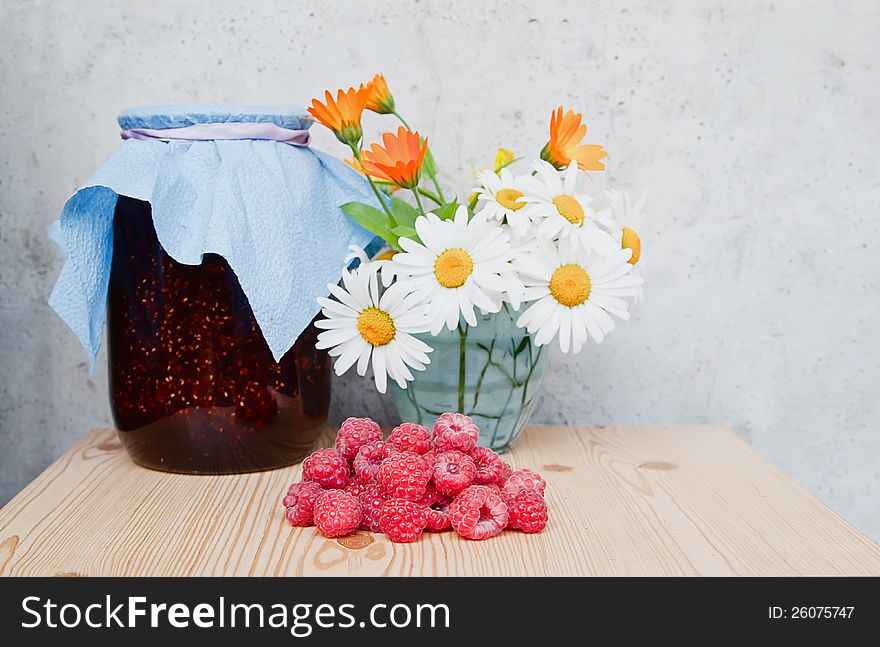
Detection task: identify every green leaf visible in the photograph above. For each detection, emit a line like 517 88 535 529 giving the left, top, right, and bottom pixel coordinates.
431 200 459 221
389 197 420 228
391 225 420 245
341 202 397 247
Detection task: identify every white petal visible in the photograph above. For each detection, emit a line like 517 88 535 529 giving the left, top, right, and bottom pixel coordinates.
317 297 358 318
458 288 478 326
315 315 358 330
588 292 630 319
342 269 372 309
316 327 359 347
414 215 444 252
580 306 606 343
372 346 388 393
443 290 460 331
571 314 588 352
558 309 571 353
378 280 408 312
397 331 433 357
468 283 500 314
327 282 363 312
356 341 372 376
585 300 619 332
333 338 366 375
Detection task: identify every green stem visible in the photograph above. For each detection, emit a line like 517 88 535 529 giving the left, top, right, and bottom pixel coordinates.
475 343 516 383
351 146 396 225
405 379 424 425
425 151 446 203
520 344 543 408
457 322 468 413
392 110 411 129
411 188 428 217
392 110 446 203
416 187 443 205
491 337 519 446
471 337 495 412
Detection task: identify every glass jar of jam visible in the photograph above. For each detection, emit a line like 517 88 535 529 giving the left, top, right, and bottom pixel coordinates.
107 196 330 473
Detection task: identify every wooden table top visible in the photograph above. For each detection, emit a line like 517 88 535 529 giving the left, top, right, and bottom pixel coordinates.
1 426 878 577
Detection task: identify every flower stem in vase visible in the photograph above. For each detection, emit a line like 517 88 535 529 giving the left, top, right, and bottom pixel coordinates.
471 338 496 412
457 322 468 413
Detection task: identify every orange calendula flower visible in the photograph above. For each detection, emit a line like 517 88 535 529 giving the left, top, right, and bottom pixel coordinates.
360 127 428 190
307 86 368 146
375 250 398 261
344 157 400 191
541 107 607 172
363 74 395 114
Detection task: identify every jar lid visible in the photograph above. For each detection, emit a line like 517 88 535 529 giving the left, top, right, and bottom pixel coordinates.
117 104 311 131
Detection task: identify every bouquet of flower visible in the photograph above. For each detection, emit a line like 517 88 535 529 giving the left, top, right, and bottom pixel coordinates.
307 75 645 450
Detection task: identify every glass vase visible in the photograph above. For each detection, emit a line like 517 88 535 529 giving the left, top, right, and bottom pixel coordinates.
388 305 548 452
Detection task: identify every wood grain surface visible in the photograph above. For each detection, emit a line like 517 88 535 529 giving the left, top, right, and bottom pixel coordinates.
1 426 878 576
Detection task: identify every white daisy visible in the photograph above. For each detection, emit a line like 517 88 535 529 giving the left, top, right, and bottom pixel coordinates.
315 267 433 393
515 238 642 353
389 206 517 334
474 167 534 237
599 189 647 302
519 160 616 253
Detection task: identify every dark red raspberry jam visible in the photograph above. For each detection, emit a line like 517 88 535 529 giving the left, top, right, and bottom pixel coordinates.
107 197 329 473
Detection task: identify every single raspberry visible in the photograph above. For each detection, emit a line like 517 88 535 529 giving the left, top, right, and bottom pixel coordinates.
449 485 509 540
388 422 432 454
377 451 431 501
420 487 453 532
344 480 368 498
501 468 547 496
312 490 361 538
425 501 452 532
353 441 397 483
302 448 350 489
416 483 444 507
469 446 506 485
506 488 548 534
358 484 387 532
433 412 480 453
282 481 323 527
432 450 476 497
379 499 429 543
335 417 382 462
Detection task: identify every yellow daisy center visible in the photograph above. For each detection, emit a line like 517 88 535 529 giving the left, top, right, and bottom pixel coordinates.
496 188 525 211
552 194 585 226
621 227 641 265
434 248 474 288
549 264 591 307
357 307 396 346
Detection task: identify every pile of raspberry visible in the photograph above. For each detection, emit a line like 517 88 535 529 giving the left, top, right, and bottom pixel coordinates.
282 413 549 542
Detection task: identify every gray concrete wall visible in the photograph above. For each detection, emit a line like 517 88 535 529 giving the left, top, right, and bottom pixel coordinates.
1 0 878 540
